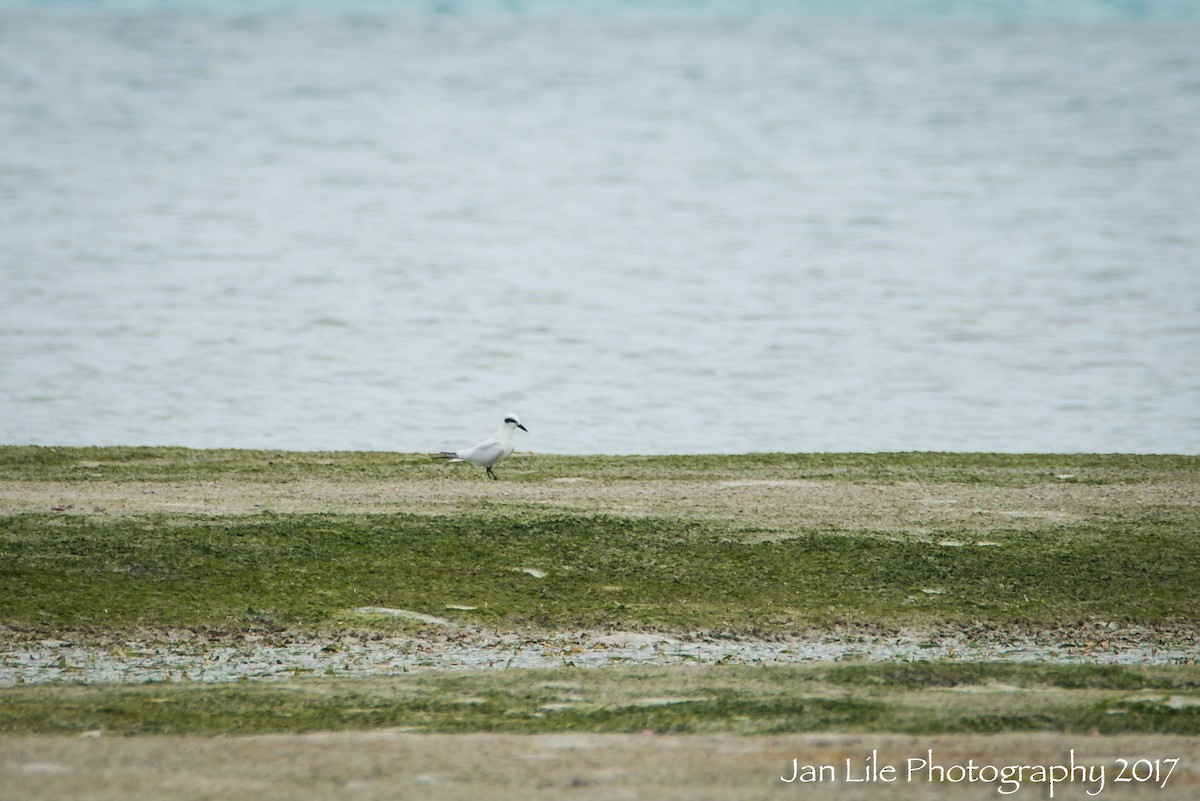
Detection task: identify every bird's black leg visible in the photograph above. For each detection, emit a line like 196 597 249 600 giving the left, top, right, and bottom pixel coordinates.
487 467 498 481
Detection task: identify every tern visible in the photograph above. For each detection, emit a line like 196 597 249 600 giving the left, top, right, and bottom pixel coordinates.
433 414 529 480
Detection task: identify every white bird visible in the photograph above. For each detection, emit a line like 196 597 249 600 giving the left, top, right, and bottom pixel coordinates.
433 414 529 481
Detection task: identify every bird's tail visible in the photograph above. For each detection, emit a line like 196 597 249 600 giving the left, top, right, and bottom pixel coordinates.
432 452 462 462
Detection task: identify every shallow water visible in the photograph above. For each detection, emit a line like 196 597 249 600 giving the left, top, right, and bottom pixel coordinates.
2 2 1198 454
5 629 1195 687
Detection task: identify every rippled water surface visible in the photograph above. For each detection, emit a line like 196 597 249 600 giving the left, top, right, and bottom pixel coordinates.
3 1 1198 454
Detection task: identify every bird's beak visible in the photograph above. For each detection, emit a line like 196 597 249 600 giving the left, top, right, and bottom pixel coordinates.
518 423 529 432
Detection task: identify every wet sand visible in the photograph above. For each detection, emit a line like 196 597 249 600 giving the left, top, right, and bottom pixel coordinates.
4 731 1199 800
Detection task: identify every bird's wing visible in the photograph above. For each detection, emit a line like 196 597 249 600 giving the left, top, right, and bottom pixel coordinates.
460 439 506 467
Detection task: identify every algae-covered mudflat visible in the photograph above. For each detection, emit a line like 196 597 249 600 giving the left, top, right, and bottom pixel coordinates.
5 663 1200 738
2 447 1199 776
3 448 1198 636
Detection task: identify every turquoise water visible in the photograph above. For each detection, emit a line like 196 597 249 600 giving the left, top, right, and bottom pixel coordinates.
2 2 1198 453
3 0 1198 17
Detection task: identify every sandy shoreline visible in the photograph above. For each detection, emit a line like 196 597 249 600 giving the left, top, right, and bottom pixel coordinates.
1 471 1192 536
4 731 1199 800
3 454 1199 799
